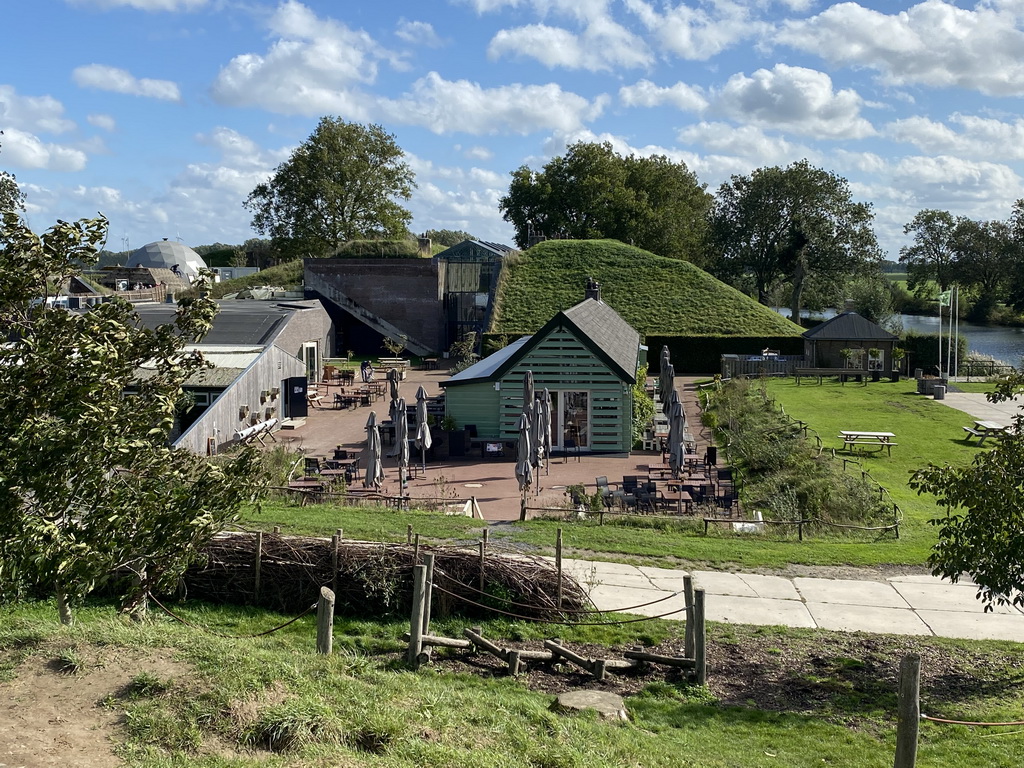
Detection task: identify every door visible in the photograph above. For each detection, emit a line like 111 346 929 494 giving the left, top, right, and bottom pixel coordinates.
549 390 590 450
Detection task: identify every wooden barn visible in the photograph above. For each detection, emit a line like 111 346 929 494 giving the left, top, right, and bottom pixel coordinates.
803 311 899 375
442 283 642 454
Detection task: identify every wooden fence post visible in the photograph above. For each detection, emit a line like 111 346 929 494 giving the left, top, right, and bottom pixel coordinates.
407 524 413 545
316 586 335 655
478 537 486 595
894 653 921 768
422 553 435 636
254 531 263 601
407 564 427 668
694 588 707 685
331 529 342 595
683 575 695 658
414 533 420 565
556 528 563 609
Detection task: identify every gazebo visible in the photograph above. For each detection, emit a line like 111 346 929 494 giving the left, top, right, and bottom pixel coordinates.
802 312 899 378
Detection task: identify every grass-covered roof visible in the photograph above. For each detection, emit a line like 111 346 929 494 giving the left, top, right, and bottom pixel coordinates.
489 239 803 337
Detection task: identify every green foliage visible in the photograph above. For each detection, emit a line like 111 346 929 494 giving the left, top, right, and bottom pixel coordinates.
900 331 967 372
489 239 802 338
381 333 408 357
0 139 25 215
330 238 424 258
244 117 415 259
423 228 476 247
241 699 345 752
631 364 654 448
201 260 303 299
0 212 263 623
499 141 711 261
708 159 881 316
910 372 1024 610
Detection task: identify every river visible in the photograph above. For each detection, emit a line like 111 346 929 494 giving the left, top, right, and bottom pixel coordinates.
774 309 1024 366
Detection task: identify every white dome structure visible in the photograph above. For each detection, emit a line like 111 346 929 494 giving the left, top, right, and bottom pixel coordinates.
127 239 207 281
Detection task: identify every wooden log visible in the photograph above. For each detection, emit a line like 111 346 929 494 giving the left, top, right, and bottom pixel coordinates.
316 586 335 655
694 589 707 685
894 653 921 768
623 649 696 669
593 658 607 681
414 533 420 564
407 564 427 668
478 537 486 595
406 524 413 545
463 627 506 659
422 553 435 636
401 633 473 649
507 649 522 676
556 527 563 609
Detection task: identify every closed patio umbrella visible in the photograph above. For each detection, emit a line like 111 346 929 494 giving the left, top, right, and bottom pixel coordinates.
661 362 676 417
668 399 686 480
515 411 533 496
531 393 545 493
414 385 432 473
364 411 385 490
395 396 409 503
540 387 552 476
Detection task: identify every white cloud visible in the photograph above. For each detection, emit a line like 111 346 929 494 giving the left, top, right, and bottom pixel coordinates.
619 79 708 112
676 122 815 165
886 113 1024 160
73 64 181 101
87 113 117 131
396 19 443 47
65 0 207 9
625 0 766 60
488 18 651 70
777 0 1024 96
0 128 88 172
0 85 76 134
210 1 391 117
462 145 494 161
383 72 606 135
715 64 875 139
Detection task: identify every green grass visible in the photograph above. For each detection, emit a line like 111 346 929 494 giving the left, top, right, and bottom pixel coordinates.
3 601 1022 767
205 260 304 299
490 240 803 338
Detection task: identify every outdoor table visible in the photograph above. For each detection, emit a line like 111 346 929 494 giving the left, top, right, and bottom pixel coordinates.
963 420 1007 445
287 478 325 505
839 430 897 456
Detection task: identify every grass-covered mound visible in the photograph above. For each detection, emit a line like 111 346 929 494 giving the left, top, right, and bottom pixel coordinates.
205 260 303 299
490 240 802 337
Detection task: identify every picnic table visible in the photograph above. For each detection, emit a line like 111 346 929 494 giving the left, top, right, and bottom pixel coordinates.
839 430 897 456
962 420 1007 445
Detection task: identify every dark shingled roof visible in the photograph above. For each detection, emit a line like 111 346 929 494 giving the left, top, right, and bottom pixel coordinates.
802 311 898 342
444 297 640 386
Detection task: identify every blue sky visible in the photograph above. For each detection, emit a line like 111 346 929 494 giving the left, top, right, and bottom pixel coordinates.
4 0 1024 259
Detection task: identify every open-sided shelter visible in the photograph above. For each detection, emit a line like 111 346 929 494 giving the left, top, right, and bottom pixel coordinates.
442 281 642 454
802 311 898 374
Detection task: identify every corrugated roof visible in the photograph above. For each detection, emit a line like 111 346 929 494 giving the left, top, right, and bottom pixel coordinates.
802 311 898 341
131 301 303 346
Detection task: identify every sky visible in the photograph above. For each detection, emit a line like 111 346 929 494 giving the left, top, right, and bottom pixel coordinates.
4 0 1024 260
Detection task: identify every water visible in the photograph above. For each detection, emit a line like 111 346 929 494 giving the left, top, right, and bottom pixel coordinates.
774 309 1024 366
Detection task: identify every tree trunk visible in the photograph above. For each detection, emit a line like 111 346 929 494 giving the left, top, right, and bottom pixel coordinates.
789 254 807 321
120 567 149 622
55 580 74 626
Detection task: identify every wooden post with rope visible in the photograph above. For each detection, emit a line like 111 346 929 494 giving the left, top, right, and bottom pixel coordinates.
421 553 435 636
683 575 695 658
894 653 921 768
694 588 707 685
556 528 563 609
253 531 263 601
331 529 342 595
407 564 427 668
316 586 335 655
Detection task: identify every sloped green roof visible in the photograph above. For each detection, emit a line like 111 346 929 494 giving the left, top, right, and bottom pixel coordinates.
490 240 803 337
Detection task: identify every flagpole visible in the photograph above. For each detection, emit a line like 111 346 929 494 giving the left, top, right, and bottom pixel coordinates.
946 290 953 381
954 285 960 380
937 288 943 377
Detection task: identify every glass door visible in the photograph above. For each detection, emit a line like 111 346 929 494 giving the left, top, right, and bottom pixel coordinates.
550 390 589 450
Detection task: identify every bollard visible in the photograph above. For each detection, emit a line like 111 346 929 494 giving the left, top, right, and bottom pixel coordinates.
316 587 335 655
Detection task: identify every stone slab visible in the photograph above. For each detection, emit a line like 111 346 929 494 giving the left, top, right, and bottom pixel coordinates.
692 571 758 597
890 582 1017 615
804 602 932 636
794 577 910 608
705 594 816 628
588 585 685 620
738 573 801 600
553 690 628 721
917 610 1024 642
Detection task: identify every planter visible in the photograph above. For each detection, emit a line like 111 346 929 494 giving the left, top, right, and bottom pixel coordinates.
916 377 948 395
871 370 881 382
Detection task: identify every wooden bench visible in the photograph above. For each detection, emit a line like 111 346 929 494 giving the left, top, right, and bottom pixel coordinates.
795 367 861 385
962 426 984 440
840 437 898 456
378 358 408 379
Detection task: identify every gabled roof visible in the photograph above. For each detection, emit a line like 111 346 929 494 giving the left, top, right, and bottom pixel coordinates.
444 297 640 387
802 311 898 342
436 239 518 260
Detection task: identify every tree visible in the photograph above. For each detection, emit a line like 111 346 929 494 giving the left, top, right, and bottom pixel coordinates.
899 209 959 297
244 117 415 260
0 211 262 623
910 377 1024 610
0 135 26 216
423 229 477 248
708 160 881 317
498 141 710 261
950 217 1015 321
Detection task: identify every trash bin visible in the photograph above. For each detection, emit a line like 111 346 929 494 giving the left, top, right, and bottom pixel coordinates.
933 385 946 400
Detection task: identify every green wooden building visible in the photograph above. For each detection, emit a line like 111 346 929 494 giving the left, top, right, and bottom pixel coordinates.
442 286 642 454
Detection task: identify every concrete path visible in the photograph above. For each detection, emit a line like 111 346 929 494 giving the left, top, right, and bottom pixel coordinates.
940 390 1023 423
565 559 1024 643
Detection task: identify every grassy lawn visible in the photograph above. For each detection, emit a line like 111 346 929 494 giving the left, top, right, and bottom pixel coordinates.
3 600 1023 767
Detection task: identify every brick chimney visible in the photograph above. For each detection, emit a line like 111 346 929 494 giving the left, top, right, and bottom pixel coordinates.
585 276 602 301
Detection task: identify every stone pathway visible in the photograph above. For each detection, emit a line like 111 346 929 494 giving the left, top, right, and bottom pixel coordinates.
563 558 1024 643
